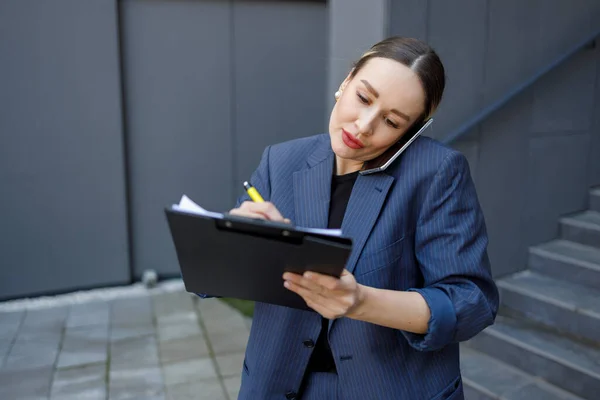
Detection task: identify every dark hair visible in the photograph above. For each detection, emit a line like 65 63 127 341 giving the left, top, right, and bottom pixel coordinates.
350 36 445 122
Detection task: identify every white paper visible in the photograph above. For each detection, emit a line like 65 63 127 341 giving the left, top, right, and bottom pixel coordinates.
296 227 342 237
171 194 342 237
172 195 224 219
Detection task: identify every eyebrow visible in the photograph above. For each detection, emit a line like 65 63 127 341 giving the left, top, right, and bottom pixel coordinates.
360 79 411 122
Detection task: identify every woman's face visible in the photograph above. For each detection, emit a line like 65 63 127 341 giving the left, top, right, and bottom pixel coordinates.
328 57 426 171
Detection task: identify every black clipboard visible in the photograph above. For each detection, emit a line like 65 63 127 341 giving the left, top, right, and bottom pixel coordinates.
165 207 353 311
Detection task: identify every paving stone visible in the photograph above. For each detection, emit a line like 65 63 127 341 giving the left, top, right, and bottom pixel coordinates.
21 307 68 333
158 335 210 365
157 321 203 343
109 296 156 344
156 311 199 328
0 312 22 367
57 325 108 369
110 324 155 343
110 394 165 400
5 332 62 370
110 296 153 327
162 358 218 386
207 329 249 356
153 292 195 318
196 299 238 322
50 362 106 400
110 335 160 371
66 302 110 328
196 301 250 358
223 375 241 400
0 310 24 339
0 289 253 400
108 366 165 400
16 328 62 343
215 352 245 378
0 366 53 399
166 381 227 400
203 311 248 338
0 340 12 368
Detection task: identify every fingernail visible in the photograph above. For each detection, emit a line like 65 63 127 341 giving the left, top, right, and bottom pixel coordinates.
284 281 290 288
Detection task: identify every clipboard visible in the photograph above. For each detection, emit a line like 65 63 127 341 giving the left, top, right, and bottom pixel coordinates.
165 207 353 311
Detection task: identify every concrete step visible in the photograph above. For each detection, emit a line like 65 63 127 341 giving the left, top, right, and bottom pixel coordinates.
498 270 600 344
461 347 584 400
560 210 600 249
591 188 600 213
467 316 600 400
529 240 600 289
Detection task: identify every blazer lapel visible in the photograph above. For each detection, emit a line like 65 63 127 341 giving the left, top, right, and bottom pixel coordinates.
327 173 394 331
341 173 395 275
293 139 334 229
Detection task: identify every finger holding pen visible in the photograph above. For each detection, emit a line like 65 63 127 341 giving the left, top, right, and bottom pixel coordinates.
243 181 264 202
228 182 292 224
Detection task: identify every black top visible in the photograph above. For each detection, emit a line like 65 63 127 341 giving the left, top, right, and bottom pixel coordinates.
305 170 359 373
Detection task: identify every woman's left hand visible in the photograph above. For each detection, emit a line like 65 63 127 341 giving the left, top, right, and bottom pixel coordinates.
282 269 363 319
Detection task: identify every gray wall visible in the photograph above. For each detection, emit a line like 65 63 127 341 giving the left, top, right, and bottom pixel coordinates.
120 0 235 279
122 0 328 278
0 0 130 299
0 0 327 300
386 0 600 277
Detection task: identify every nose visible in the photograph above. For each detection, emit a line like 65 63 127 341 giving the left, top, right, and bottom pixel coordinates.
355 107 377 136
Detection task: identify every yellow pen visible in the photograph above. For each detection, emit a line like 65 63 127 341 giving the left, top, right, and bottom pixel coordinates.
243 181 264 202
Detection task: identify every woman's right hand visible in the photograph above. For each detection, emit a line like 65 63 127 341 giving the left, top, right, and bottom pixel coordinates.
229 201 291 224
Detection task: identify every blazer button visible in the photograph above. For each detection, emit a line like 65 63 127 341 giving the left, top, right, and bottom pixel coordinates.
303 339 315 348
285 391 297 399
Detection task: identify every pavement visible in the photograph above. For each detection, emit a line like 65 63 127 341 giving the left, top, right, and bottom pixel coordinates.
0 280 251 400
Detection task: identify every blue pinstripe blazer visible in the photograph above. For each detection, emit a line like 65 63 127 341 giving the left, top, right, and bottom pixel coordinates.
230 133 498 399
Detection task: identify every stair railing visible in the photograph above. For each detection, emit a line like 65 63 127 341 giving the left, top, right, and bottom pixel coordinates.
443 29 600 145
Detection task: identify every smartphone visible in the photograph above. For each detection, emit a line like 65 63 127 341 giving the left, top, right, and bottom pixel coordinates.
360 118 433 175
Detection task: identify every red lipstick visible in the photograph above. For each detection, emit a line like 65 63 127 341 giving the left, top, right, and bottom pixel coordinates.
341 129 364 149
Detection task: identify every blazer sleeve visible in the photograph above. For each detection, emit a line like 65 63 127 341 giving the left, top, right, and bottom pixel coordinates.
402 151 499 351
195 145 273 299
234 145 273 207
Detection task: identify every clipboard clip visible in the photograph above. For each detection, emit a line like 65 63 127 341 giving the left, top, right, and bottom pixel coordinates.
216 213 304 244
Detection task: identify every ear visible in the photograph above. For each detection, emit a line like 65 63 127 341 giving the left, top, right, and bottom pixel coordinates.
338 68 355 93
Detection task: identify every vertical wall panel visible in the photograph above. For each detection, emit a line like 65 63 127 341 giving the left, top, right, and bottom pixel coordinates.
0 0 129 299
234 0 328 198
388 0 428 41
524 134 591 245
327 0 387 110
327 0 386 61
538 0 594 61
120 0 232 278
427 0 488 140
483 0 541 104
530 48 597 134
477 94 532 277
590 45 600 188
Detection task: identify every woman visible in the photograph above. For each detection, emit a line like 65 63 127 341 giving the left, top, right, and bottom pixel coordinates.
228 37 498 400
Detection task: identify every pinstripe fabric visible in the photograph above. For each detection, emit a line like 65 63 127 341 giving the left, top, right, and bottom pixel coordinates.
300 372 341 399
231 134 498 400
